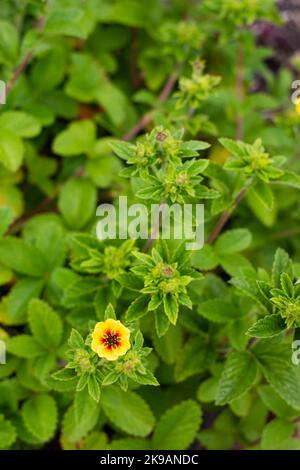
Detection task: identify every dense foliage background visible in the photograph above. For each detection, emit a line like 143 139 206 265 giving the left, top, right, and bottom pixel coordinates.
1 0 300 450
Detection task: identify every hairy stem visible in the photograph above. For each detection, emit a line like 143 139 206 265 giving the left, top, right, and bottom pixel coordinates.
235 44 244 140
123 63 182 141
6 3 50 96
206 187 248 245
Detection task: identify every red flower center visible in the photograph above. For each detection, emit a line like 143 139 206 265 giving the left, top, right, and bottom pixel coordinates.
101 329 121 350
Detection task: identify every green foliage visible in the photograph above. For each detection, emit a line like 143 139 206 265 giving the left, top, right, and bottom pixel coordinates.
152 400 202 450
0 0 300 452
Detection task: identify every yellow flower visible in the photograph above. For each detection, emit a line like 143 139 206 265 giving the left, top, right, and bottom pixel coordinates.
91 319 130 361
296 98 300 116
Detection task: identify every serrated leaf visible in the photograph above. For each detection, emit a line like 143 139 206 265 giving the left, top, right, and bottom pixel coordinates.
28 299 63 349
175 337 214 382
126 295 149 321
104 303 116 320
88 375 101 402
62 403 99 443
253 340 300 410
152 400 202 450
74 388 99 424
249 180 274 211
258 385 298 419
214 229 252 254
52 368 76 381
102 386 155 437
247 314 286 338
152 325 182 365
216 351 257 405
6 335 44 358
0 236 48 277
68 328 85 349
110 140 133 161
261 418 294 450
163 294 178 325
272 248 292 288
198 299 238 323
22 394 57 443
6 277 44 324
0 415 16 449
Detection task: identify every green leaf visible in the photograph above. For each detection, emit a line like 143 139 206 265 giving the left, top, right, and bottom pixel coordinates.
191 244 219 270
52 368 76 381
116 273 143 291
88 375 101 402
246 314 286 338
108 438 150 450
53 120 96 157
0 415 16 449
152 400 202 450
197 376 219 403
102 386 155 437
273 171 300 189
253 340 300 409
6 277 44 324
152 326 182 365
126 295 149 321
214 229 252 254
261 418 294 450
175 337 214 382
163 294 178 325
58 178 97 229
0 111 41 138
258 385 298 419
239 396 268 442
6 335 44 358
45 5 92 39
23 218 67 271
104 303 116 320
218 253 253 277
216 351 257 405
68 328 85 349
154 309 170 337
28 299 63 349
198 299 238 323
246 186 277 227
228 316 252 350
0 127 24 172
0 207 13 237
30 48 66 93
219 138 246 157
198 429 233 450
272 248 292 288
110 140 133 161
249 180 274 211
62 402 99 443
0 236 48 276
280 272 294 297
229 392 252 417
74 388 99 424
0 20 19 63
21 394 57 443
